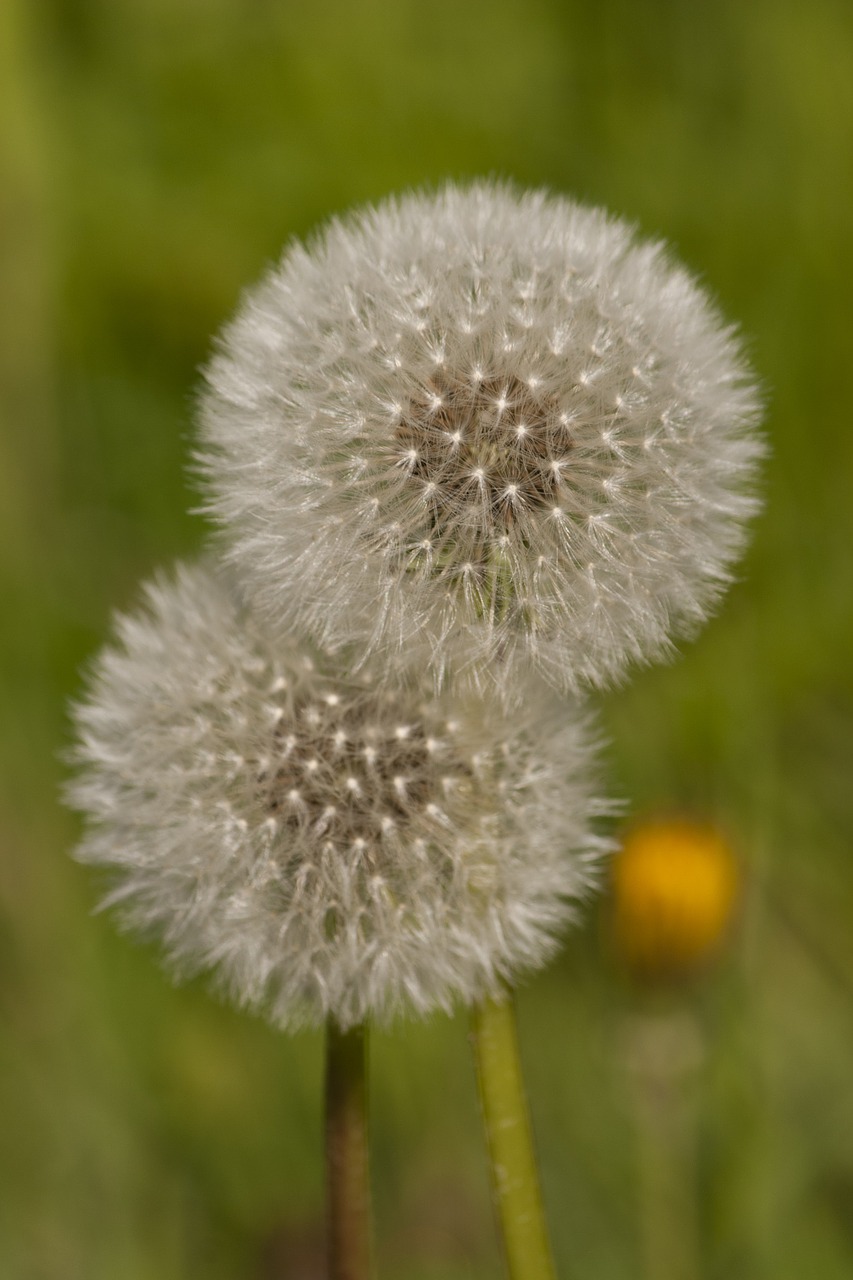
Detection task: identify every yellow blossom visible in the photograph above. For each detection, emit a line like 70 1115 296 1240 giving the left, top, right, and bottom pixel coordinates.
611 819 738 976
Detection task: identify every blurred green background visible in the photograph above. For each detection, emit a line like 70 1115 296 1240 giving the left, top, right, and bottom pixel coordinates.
2 0 852 1276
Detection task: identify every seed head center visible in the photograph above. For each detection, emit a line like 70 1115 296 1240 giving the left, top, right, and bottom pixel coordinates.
261 694 445 852
395 373 573 532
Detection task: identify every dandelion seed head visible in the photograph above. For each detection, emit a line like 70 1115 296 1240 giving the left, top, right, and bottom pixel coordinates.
199 182 763 700
68 561 611 1030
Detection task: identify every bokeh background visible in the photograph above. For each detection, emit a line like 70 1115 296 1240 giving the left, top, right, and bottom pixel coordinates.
2 1 853 1277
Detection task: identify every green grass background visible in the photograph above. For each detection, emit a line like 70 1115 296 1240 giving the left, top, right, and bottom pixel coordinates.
2 1 852 1276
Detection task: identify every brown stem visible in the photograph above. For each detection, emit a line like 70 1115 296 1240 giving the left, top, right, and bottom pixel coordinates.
325 1019 372 1280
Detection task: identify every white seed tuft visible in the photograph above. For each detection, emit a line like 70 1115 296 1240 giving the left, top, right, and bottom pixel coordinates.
67 561 612 1030
198 182 763 703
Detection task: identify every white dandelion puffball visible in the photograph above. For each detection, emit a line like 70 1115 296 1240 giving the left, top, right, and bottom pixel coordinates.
199 182 763 699
68 561 610 1030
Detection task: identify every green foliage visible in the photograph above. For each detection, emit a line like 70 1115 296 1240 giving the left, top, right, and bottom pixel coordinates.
2 0 852 1275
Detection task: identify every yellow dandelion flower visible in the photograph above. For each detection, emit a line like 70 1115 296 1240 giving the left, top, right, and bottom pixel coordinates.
611 819 739 976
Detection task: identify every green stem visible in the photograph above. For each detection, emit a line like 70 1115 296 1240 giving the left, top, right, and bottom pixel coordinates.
471 991 557 1280
325 1019 373 1280
625 1010 703 1280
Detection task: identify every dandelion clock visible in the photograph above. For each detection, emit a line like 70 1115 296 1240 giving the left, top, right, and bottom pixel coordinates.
199 182 763 701
68 560 609 1031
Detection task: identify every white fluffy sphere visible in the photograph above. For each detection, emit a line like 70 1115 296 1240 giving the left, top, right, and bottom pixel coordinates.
199 182 763 700
68 561 610 1030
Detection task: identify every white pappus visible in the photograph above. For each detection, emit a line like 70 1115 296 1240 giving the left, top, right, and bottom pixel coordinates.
68 561 612 1030
199 181 764 702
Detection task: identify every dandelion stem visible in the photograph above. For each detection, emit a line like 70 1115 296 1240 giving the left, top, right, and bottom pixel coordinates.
626 1010 703 1280
325 1018 373 1280
471 990 557 1280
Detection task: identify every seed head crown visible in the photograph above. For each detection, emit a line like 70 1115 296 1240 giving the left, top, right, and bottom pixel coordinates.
68 562 611 1029
200 182 764 700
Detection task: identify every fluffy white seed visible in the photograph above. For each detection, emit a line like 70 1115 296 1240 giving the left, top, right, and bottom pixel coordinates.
199 182 764 701
67 561 612 1030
